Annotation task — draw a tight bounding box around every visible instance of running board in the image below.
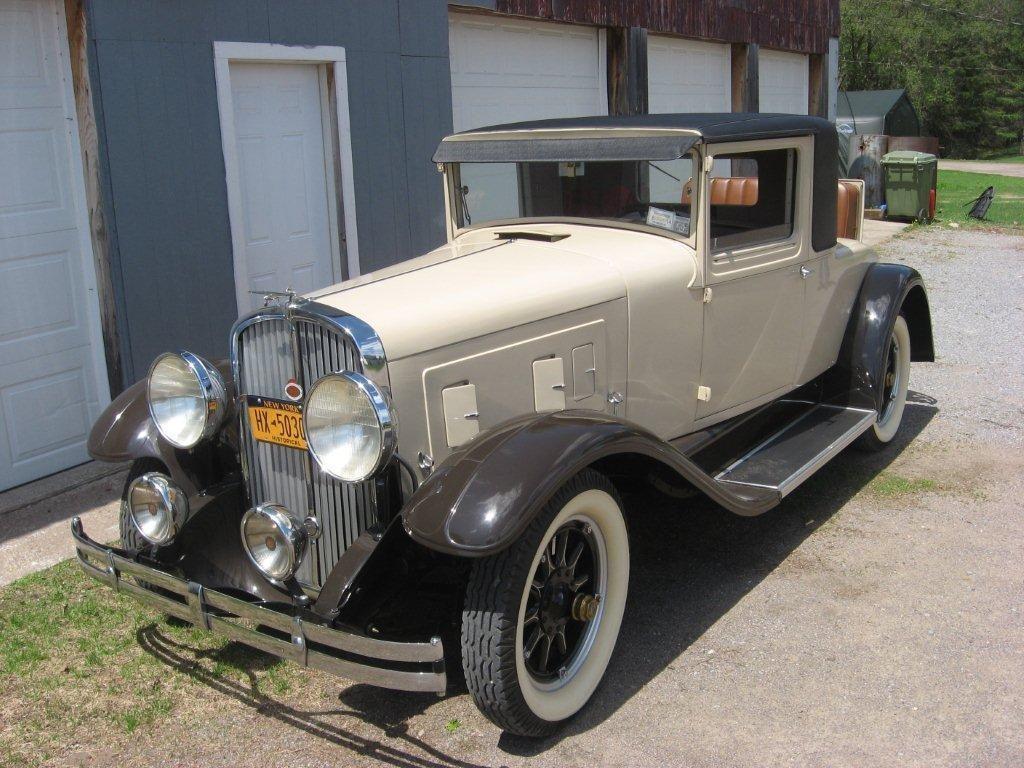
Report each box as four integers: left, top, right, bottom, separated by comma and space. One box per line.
714, 405, 877, 498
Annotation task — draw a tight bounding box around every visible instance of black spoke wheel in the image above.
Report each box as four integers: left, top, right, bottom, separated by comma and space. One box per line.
461, 469, 629, 736
522, 520, 604, 683
857, 314, 912, 451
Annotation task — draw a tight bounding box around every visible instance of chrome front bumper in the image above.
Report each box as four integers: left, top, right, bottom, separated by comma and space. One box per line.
70, 517, 446, 694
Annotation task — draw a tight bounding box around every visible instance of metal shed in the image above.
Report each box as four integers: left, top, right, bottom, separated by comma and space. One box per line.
837, 89, 921, 136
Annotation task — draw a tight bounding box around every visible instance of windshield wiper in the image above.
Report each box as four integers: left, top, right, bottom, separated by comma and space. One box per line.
648, 161, 682, 183
459, 184, 472, 225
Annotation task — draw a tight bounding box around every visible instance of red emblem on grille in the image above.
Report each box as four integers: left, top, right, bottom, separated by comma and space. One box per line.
284, 378, 303, 401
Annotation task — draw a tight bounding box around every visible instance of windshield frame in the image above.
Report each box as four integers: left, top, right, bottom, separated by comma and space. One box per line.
443, 149, 701, 248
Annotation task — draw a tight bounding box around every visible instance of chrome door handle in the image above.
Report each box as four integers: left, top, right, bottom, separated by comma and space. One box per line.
799, 266, 814, 278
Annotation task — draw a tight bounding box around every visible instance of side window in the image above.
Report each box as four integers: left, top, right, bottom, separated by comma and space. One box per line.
709, 148, 796, 251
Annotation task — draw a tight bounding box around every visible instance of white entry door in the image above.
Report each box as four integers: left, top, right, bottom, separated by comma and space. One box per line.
0, 0, 110, 491
759, 50, 810, 115
228, 62, 338, 311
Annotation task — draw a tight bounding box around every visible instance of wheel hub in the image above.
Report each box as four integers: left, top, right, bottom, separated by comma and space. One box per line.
522, 521, 603, 681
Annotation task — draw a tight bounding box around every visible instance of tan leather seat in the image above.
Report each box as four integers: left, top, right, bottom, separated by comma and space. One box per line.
682, 176, 863, 241
836, 179, 862, 240
681, 177, 758, 206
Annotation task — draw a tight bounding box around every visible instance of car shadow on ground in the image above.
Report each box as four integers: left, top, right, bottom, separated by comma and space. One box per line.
499, 395, 937, 755
138, 395, 936, 761
137, 624, 491, 768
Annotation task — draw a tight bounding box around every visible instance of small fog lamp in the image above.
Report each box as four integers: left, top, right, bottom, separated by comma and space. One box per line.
127, 473, 188, 546
240, 503, 309, 583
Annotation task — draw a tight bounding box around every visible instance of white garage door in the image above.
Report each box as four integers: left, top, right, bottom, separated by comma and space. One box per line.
648, 36, 731, 114
647, 37, 730, 197
449, 14, 607, 133
449, 14, 607, 222
0, 0, 109, 491
759, 49, 809, 115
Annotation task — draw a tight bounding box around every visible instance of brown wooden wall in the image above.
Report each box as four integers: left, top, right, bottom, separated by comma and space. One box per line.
495, 1, 840, 55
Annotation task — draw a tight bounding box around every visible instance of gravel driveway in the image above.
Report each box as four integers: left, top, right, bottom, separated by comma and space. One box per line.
41, 226, 1024, 767
938, 159, 1024, 179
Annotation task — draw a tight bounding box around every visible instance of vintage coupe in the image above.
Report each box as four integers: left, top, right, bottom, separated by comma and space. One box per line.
73, 114, 933, 736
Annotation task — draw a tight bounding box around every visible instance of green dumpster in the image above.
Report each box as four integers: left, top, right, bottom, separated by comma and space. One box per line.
881, 150, 937, 222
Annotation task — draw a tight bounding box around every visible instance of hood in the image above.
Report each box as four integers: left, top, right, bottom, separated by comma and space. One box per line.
312, 235, 626, 361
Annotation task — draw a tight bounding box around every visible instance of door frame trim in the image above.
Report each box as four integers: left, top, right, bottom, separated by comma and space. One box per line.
55, 0, 112, 412
213, 42, 361, 314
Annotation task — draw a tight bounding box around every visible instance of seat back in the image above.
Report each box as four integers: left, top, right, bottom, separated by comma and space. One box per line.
681, 176, 759, 206
681, 176, 865, 243
836, 179, 864, 240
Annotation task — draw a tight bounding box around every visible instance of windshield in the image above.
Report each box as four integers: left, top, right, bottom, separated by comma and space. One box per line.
452, 155, 697, 238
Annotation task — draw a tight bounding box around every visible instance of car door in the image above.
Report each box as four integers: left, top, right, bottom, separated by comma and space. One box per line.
696, 137, 813, 421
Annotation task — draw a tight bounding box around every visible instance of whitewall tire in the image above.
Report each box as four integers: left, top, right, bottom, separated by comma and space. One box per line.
857, 315, 912, 450
461, 469, 629, 736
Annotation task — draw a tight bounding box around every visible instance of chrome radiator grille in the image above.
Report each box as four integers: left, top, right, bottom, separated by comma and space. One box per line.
236, 316, 379, 588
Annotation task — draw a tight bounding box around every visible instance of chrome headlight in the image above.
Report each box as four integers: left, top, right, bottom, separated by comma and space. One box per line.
127, 473, 188, 546
240, 503, 308, 583
303, 372, 396, 482
147, 351, 227, 448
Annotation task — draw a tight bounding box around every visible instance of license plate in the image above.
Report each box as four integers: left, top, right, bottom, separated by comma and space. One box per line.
246, 396, 307, 451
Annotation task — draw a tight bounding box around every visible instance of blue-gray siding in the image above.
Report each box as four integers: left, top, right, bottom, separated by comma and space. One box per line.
87, 0, 453, 386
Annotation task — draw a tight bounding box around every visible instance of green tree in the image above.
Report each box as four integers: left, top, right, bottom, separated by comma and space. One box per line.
840, 0, 1024, 157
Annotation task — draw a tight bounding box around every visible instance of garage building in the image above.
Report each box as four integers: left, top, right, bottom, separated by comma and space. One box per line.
0, 0, 840, 490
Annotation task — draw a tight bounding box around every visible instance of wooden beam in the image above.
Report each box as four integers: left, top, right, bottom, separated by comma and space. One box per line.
731, 43, 759, 113
64, 0, 123, 395
607, 27, 648, 116
808, 53, 827, 117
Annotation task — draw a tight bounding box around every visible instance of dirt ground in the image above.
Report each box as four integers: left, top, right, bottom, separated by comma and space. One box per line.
7, 225, 1024, 768
938, 159, 1024, 179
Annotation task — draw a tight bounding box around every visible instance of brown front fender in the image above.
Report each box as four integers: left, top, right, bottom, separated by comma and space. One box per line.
87, 360, 237, 495
401, 410, 778, 558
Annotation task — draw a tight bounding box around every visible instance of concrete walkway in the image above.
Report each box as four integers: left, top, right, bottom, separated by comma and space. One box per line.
0, 461, 127, 586
939, 159, 1024, 178
862, 218, 910, 247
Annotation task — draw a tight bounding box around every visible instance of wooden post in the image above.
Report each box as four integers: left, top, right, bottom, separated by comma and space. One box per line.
64, 0, 123, 395
731, 43, 759, 113
607, 27, 648, 116
808, 53, 827, 118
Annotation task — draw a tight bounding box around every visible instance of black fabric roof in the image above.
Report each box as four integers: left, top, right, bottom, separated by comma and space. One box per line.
433, 113, 836, 162
433, 113, 839, 252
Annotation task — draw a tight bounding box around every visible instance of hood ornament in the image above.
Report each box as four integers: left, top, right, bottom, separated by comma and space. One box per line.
251, 287, 308, 309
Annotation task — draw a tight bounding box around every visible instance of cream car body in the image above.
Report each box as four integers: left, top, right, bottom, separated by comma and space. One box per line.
73, 114, 933, 738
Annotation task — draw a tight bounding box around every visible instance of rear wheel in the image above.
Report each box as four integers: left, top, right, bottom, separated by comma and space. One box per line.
461, 469, 629, 736
857, 315, 912, 451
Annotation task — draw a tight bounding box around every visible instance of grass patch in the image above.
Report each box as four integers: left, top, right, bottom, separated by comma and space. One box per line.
445, 718, 462, 734
935, 170, 1024, 229
0, 558, 303, 767
867, 472, 939, 499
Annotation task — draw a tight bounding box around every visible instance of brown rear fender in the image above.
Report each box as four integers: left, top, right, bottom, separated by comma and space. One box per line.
87, 360, 238, 495
401, 410, 778, 558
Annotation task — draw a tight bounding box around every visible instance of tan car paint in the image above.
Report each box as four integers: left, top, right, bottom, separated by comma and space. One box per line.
385, 300, 629, 466
313, 235, 626, 362
311, 136, 873, 472
696, 136, 813, 419
797, 237, 878, 384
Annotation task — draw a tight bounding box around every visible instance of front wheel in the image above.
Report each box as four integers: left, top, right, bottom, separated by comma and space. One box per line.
857, 314, 912, 451
461, 469, 629, 736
